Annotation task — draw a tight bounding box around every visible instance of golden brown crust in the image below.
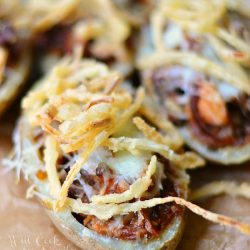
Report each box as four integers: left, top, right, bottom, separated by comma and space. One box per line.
46, 208, 185, 250
47, 210, 107, 250
180, 127, 250, 165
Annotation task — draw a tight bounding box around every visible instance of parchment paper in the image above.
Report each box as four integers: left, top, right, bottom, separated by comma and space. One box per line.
0, 108, 250, 250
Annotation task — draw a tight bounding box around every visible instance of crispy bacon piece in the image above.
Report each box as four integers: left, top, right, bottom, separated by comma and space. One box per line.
189, 86, 250, 148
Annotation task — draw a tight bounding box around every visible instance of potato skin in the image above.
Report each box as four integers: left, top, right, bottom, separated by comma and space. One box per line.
17, 116, 188, 250
0, 50, 31, 117
180, 127, 250, 165
46, 208, 185, 250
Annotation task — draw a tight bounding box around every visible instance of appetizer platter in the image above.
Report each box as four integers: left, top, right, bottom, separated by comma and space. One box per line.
0, 0, 250, 250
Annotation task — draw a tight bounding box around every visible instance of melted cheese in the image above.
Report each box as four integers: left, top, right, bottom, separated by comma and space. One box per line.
107, 150, 150, 181
80, 147, 112, 175
218, 82, 240, 101
76, 145, 150, 183
163, 23, 184, 49
91, 155, 157, 203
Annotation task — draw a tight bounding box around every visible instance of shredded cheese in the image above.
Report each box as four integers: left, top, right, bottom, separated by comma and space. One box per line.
56, 137, 105, 209
208, 35, 250, 66
91, 155, 157, 204
56, 87, 145, 209
104, 137, 205, 169
157, 0, 226, 34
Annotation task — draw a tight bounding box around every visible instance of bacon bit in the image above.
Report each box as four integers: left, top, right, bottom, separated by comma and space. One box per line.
36, 170, 47, 180
103, 178, 116, 195
80, 169, 98, 187
83, 215, 93, 226
123, 212, 135, 226
197, 83, 228, 126
233, 51, 246, 58
115, 179, 130, 193
35, 25, 74, 55
140, 210, 158, 236
183, 32, 202, 52
88, 217, 109, 235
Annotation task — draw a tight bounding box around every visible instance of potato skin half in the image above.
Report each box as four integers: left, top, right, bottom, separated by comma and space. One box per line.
180, 127, 250, 165
46, 208, 185, 250
0, 50, 31, 117
17, 116, 188, 250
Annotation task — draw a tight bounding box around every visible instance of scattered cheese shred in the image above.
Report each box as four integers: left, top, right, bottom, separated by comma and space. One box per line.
91, 155, 157, 204
56, 134, 108, 209
104, 137, 205, 169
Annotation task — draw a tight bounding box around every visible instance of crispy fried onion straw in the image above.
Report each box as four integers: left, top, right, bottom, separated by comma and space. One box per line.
15, 58, 250, 238
63, 197, 250, 235
104, 137, 204, 169
37, 137, 250, 236
191, 181, 250, 201
143, 0, 250, 96
133, 116, 183, 152
137, 51, 250, 95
